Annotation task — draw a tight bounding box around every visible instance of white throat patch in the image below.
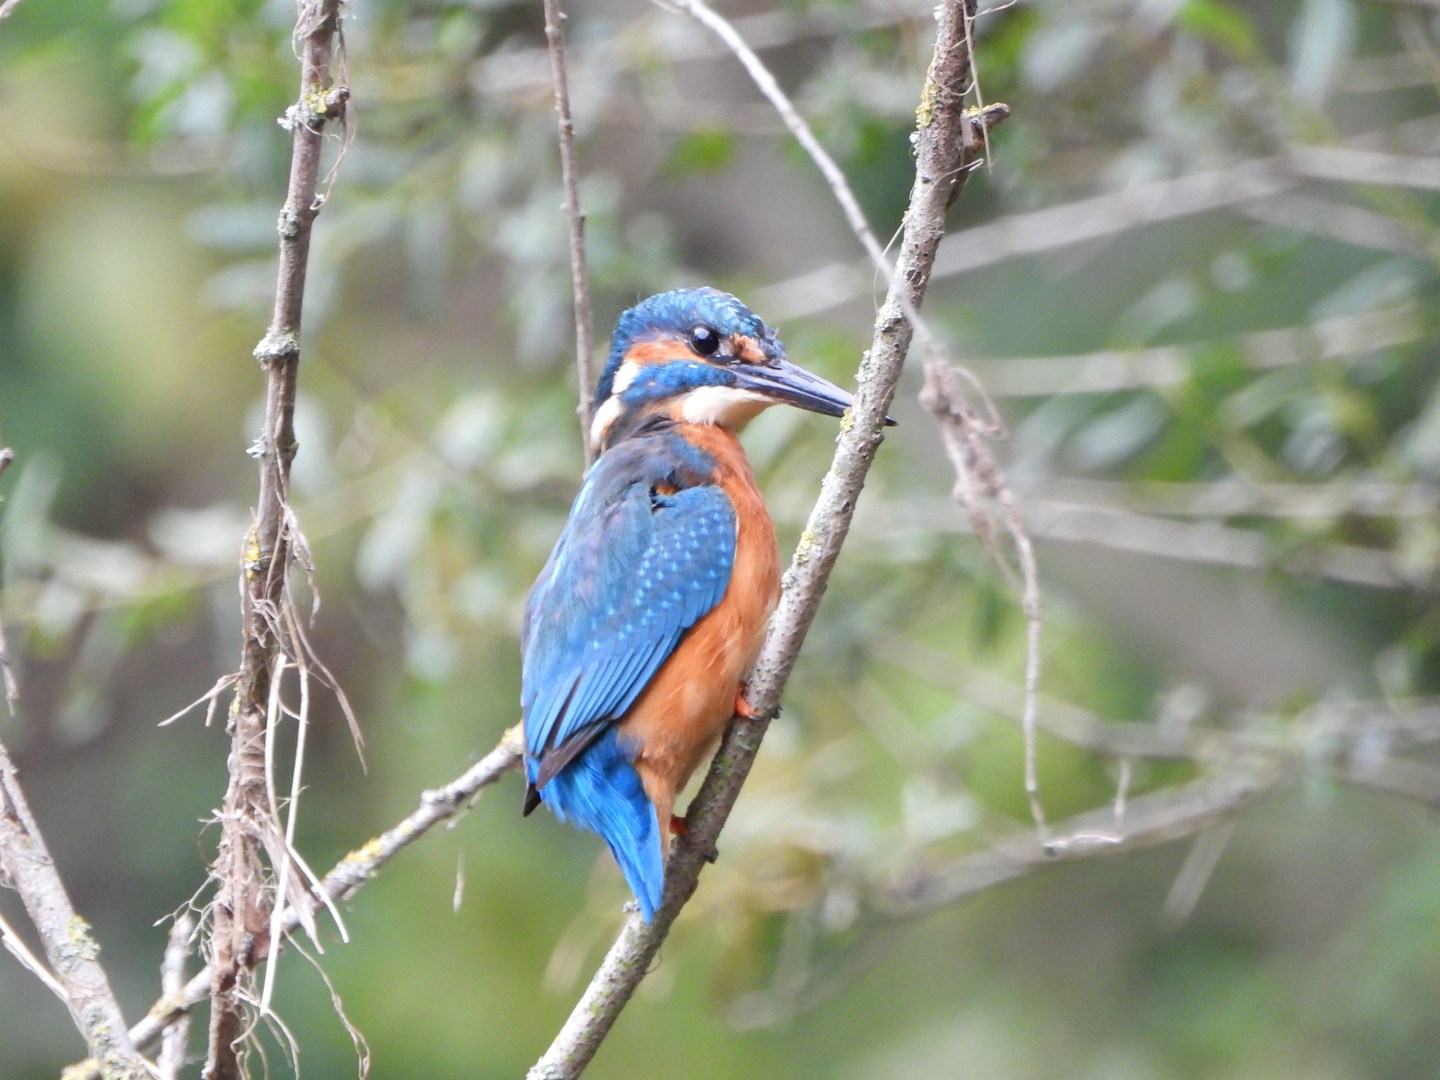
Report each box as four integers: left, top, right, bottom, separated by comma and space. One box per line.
680, 386, 773, 428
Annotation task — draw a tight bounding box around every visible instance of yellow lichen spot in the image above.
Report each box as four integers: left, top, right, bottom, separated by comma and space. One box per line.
60, 915, 100, 967
303, 89, 330, 120
794, 528, 815, 564
342, 838, 386, 866
915, 75, 939, 129
839, 407, 855, 434
243, 528, 262, 580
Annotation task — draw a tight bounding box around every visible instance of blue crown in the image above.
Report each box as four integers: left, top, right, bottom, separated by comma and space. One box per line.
594, 288, 775, 408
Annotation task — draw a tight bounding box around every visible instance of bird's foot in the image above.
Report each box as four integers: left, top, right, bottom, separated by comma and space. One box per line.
734, 688, 761, 721
671, 814, 719, 862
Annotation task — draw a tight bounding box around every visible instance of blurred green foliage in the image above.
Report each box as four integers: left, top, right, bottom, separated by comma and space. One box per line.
4, 0, 1440, 1076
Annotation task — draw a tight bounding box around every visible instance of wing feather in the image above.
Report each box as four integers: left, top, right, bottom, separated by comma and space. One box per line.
522, 455, 736, 790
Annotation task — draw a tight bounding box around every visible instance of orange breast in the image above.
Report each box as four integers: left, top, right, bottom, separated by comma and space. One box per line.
616, 423, 781, 837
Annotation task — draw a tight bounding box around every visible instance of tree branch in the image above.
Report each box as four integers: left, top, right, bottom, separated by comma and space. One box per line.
70, 728, 524, 1073
0, 740, 149, 1078
0, 447, 17, 714
206, 3, 348, 1076
875, 766, 1281, 916
525, 2, 980, 1075
0, 441, 149, 1076
541, 0, 598, 463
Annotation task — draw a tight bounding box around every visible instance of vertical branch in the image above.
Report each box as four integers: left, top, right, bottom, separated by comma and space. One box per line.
206, 2, 347, 1077
158, 916, 194, 1080
0, 447, 17, 714
542, 0, 598, 464
527, 1, 979, 1075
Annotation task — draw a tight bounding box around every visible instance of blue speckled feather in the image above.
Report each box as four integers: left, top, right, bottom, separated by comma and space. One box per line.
522, 432, 737, 919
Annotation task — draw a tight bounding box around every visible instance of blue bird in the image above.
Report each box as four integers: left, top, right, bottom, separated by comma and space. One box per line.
521, 287, 866, 920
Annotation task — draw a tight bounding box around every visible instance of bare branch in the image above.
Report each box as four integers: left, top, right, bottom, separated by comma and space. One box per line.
542, 0, 597, 463
755, 158, 1298, 321
0, 904, 67, 1001
158, 917, 194, 1080
1241, 193, 1427, 255
0, 0, 26, 21
207, 2, 349, 1075
1027, 477, 1440, 520
0, 738, 149, 1077
526, 1, 980, 1074
962, 305, 1420, 397
90, 728, 523, 1070
476, 0, 939, 98
874, 767, 1282, 918
0, 447, 16, 714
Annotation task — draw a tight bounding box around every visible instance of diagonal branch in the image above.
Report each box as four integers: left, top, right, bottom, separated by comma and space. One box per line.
72, 728, 523, 1073
206, 2, 349, 1077
0, 442, 148, 1077
526, 1, 980, 1075
541, 0, 598, 464
0, 739, 150, 1078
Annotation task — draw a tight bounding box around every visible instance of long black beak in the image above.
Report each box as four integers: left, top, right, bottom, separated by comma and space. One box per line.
731, 359, 898, 425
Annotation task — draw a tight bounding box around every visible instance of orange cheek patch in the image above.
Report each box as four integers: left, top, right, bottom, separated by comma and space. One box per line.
624, 336, 691, 367
732, 335, 768, 365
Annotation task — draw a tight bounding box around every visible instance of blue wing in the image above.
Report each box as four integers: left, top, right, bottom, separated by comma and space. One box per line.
521, 444, 736, 918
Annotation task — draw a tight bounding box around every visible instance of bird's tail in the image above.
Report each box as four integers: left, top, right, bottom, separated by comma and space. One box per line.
541, 727, 665, 921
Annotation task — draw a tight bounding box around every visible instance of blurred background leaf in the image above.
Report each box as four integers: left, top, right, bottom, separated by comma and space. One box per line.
6, 0, 1440, 1076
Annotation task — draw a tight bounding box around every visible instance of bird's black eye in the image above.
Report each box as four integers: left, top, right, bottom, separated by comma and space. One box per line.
689, 325, 721, 357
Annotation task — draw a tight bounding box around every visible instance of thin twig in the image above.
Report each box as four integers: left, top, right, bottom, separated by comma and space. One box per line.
0, 447, 17, 714
875, 768, 1281, 918
88, 728, 522, 1071
207, 2, 348, 1076
0, 0, 26, 20
0, 738, 150, 1077
158, 916, 194, 1080
526, 2, 980, 1074
672, 0, 1047, 846
542, 0, 597, 463
0, 904, 67, 1002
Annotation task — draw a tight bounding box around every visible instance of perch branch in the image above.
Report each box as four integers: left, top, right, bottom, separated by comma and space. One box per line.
0, 739, 149, 1077
526, 1, 980, 1075
670, 0, 1046, 845
542, 0, 598, 463
206, 2, 348, 1076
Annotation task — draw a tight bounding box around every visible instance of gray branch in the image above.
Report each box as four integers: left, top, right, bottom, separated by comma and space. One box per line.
525, 1, 980, 1074
206, 2, 348, 1076
71, 728, 524, 1072
541, 0, 598, 463
0, 742, 149, 1078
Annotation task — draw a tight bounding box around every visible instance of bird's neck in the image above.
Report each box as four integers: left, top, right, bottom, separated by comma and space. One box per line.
671, 421, 757, 486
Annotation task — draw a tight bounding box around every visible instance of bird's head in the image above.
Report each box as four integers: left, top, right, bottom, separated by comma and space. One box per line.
590, 287, 867, 452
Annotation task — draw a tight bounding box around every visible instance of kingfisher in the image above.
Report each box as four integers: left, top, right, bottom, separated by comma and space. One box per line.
520, 287, 864, 921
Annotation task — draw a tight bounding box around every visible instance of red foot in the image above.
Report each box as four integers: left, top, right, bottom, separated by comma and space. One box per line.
669, 814, 689, 836
734, 689, 760, 721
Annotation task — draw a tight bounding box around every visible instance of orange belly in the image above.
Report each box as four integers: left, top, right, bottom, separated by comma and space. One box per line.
616, 423, 780, 844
